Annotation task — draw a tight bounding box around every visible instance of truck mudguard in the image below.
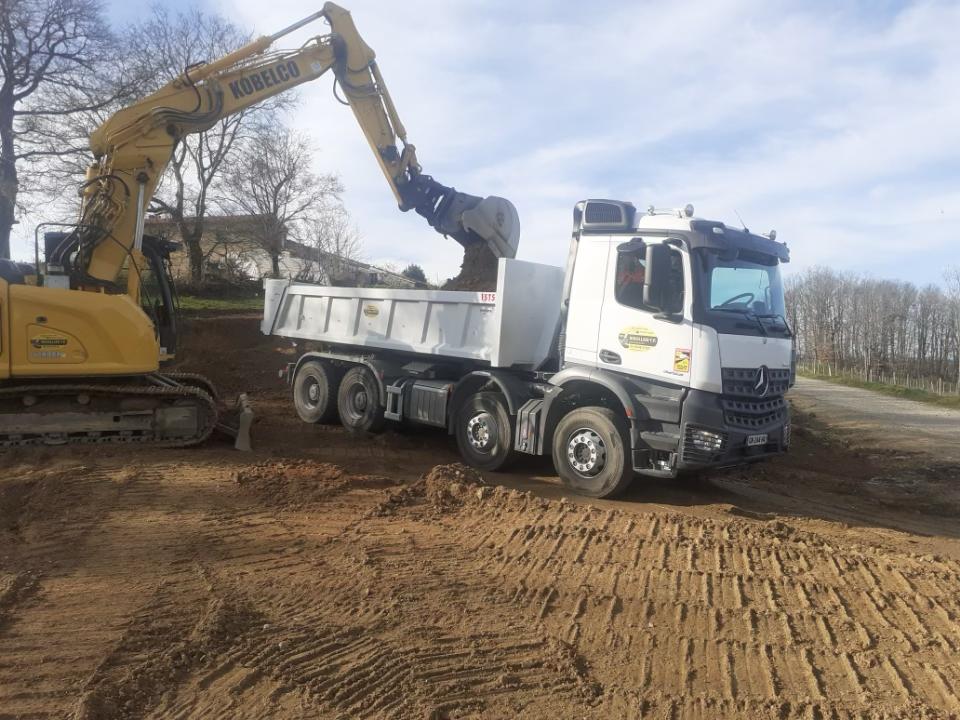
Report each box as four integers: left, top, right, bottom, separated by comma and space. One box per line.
540, 365, 685, 452
447, 370, 533, 433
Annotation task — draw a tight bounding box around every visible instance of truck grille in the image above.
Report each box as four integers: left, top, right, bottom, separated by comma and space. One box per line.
720, 367, 788, 430
721, 367, 790, 398
721, 396, 787, 429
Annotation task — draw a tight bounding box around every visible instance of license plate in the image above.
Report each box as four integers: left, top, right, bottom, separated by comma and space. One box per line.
746, 433, 768, 447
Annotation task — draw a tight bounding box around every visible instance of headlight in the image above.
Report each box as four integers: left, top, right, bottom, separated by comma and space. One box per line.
690, 428, 724, 452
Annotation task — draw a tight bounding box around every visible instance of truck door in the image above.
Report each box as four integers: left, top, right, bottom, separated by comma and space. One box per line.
596, 239, 694, 385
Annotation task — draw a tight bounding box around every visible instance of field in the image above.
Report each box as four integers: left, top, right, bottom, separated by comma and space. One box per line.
2, 316, 960, 719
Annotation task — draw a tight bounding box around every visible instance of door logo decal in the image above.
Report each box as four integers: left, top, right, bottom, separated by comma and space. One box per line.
673, 348, 691, 374
617, 326, 658, 352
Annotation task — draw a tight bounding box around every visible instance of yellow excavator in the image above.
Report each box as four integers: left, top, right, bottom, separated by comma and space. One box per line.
0, 3, 519, 449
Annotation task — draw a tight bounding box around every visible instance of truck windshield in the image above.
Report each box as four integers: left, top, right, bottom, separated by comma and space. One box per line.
696, 249, 788, 336
708, 261, 785, 317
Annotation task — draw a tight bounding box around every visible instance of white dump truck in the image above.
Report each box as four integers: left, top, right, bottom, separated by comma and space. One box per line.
262, 200, 794, 497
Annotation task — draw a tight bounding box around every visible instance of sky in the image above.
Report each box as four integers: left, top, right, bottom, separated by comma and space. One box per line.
17, 0, 958, 286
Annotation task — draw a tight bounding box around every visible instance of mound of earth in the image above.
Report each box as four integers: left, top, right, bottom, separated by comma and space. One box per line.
443, 244, 499, 291
372, 462, 487, 516
235, 460, 397, 507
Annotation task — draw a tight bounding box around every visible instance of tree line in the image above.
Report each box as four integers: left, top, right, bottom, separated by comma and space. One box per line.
786, 266, 960, 386
0, 0, 363, 285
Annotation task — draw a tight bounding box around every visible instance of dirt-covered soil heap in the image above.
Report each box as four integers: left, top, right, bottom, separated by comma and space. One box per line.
235, 459, 398, 508
442, 243, 499, 291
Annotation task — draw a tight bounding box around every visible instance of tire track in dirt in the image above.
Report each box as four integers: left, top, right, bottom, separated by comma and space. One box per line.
453, 488, 960, 718
5, 440, 960, 719
141, 464, 597, 719
0, 462, 219, 719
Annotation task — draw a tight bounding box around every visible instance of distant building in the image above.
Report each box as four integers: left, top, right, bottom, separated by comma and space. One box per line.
143, 214, 416, 288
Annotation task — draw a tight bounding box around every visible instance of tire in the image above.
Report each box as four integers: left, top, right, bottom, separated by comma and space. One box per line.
455, 392, 516, 472
293, 360, 342, 424
337, 365, 386, 433
552, 407, 633, 498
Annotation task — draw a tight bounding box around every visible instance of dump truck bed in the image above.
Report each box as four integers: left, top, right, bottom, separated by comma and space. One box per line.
262, 258, 564, 368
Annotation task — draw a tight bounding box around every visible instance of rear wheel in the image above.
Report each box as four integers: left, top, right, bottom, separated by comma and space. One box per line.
337, 366, 385, 433
293, 360, 342, 424
455, 391, 516, 471
552, 407, 633, 498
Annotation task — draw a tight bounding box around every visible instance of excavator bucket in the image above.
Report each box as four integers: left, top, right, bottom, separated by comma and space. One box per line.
462, 196, 520, 259
400, 176, 520, 259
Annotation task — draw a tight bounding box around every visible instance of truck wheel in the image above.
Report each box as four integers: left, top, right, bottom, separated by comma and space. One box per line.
455, 392, 516, 471
337, 366, 385, 433
552, 407, 633, 498
293, 360, 342, 424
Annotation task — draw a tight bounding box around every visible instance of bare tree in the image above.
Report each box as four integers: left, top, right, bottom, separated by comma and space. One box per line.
946, 266, 960, 392
216, 124, 342, 278
0, 0, 128, 258
788, 265, 960, 389
305, 202, 363, 284
129, 7, 291, 284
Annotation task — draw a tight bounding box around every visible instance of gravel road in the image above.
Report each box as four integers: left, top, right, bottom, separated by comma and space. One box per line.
790, 376, 960, 462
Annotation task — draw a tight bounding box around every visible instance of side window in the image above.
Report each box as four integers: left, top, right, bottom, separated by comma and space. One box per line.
614, 251, 646, 309
614, 245, 684, 314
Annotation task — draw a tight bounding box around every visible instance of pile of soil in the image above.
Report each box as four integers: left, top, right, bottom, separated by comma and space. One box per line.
372, 462, 486, 515
442, 244, 499, 291
234, 459, 397, 507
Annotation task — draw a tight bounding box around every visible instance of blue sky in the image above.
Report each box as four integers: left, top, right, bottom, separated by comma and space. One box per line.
65, 0, 960, 284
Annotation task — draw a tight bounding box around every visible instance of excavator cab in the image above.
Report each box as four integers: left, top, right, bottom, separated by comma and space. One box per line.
139, 235, 180, 361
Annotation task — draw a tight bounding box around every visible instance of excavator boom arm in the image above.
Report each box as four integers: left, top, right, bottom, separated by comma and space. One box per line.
71, 2, 518, 291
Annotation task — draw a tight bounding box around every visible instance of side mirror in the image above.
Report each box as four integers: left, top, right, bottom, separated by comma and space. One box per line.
643, 243, 672, 311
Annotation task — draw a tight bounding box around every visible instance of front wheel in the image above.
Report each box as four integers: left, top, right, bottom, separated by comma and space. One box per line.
552, 407, 633, 498
455, 392, 516, 471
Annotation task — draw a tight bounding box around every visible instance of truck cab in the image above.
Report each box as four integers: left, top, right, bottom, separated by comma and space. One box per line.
538, 200, 792, 494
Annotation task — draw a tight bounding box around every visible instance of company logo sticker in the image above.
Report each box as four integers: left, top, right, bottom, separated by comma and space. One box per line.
30, 333, 69, 349
363, 304, 380, 318
673, 348, 691, 374
617, 326, 658, 352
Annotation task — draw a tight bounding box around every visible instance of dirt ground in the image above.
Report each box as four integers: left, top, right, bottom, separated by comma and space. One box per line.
2, 315, 960, 719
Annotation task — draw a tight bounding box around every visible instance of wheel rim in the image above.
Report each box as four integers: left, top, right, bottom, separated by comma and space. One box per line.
302, 377, 320, 409
566, 428, 607, 477
343, 380, 369, 423
466, 412, 496, 452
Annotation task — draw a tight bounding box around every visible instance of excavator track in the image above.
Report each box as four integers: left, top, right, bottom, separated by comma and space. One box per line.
0, 377, 219, 449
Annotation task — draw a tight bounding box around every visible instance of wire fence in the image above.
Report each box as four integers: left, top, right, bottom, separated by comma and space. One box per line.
798, 361, 960, 396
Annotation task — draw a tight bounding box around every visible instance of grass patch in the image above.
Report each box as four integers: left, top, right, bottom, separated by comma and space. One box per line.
800, 371, 960, 409
178, 295, 263, 312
